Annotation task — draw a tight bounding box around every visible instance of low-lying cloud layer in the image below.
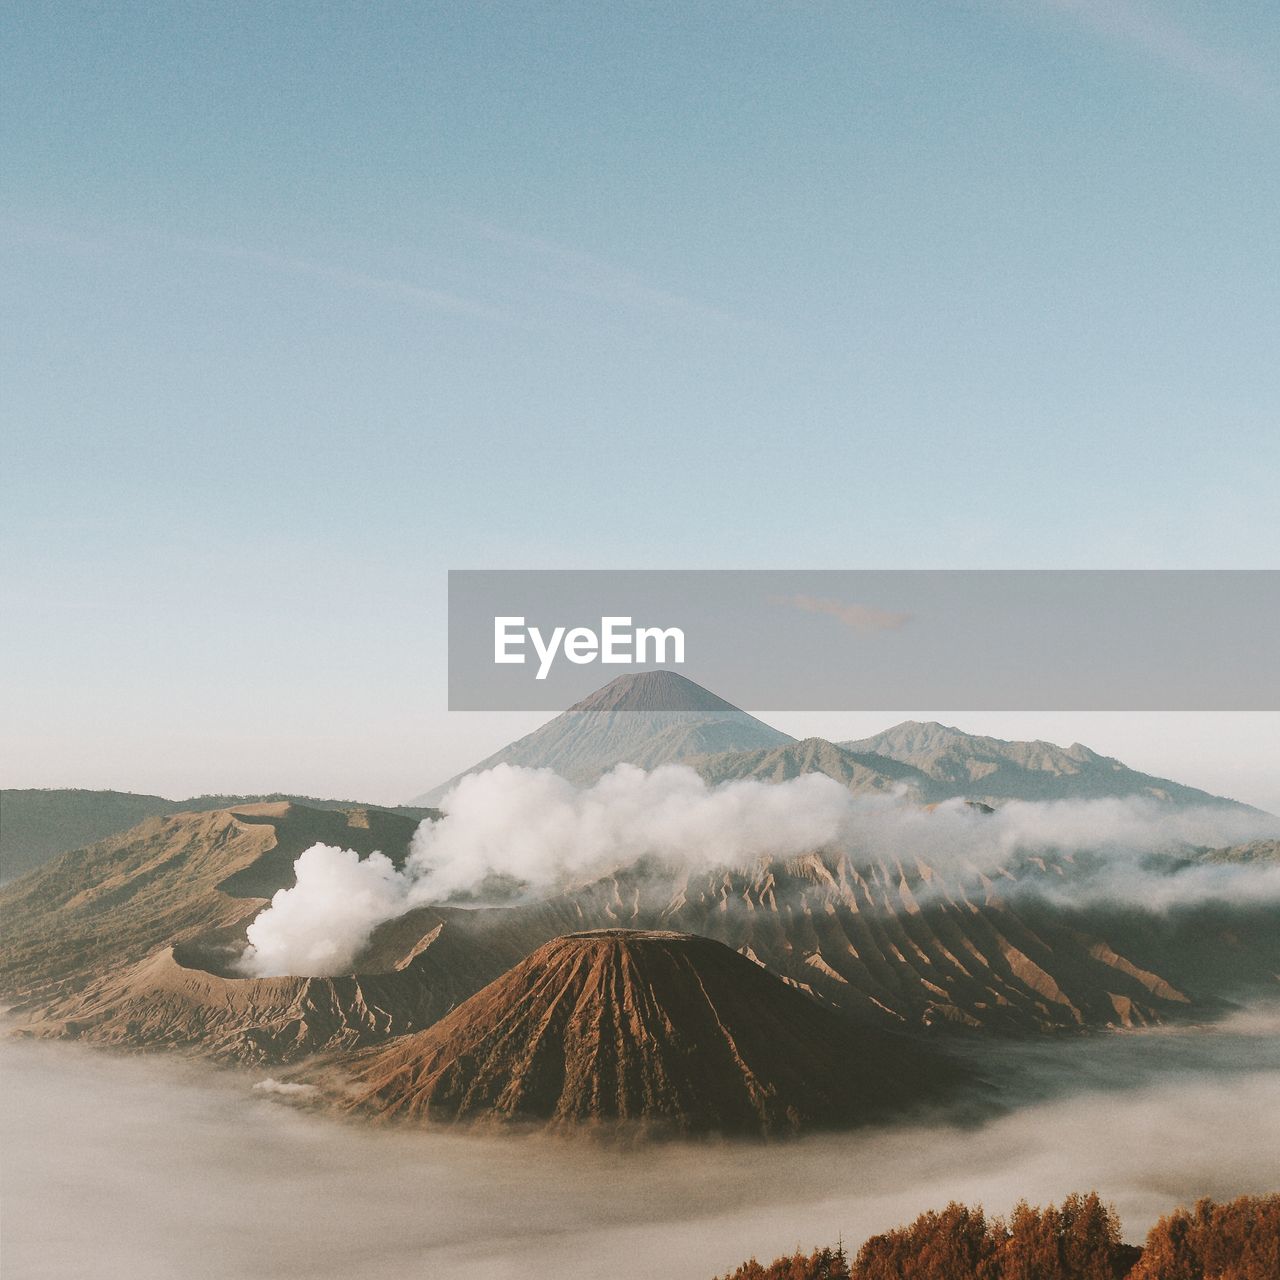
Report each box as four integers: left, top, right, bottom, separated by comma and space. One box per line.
4, 1016, 1278, 1280
238, 763, 1279, 977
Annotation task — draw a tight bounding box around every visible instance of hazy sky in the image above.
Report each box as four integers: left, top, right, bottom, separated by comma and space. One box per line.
3, 2, 1277, 805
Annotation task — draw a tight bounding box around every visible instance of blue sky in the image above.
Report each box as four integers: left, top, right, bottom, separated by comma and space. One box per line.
2, 1, 1277, 804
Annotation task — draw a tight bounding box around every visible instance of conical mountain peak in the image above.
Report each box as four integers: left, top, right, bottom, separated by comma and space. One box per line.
329, 928, 967, 1136
412, 672, 791, 803
566, 670, 742, 714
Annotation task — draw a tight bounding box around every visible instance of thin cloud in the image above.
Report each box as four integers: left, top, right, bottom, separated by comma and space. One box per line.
1034, 0, 1271, 103
3, 220, 524, 327
467, 219, 743, 328
778, 594, 914, 634
190, 240, 521, 326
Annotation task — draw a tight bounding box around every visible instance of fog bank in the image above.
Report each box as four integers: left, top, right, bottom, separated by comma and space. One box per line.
3, 1014, 1278, 1280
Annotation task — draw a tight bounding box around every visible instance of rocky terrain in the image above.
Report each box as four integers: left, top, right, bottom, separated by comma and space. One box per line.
322, 929, 969, 1136
541, 854, 1198, 1034
4, 817, 1252, 1067
0, 803, 435, 1044
2, 672, 1275, 1136
688, 737, 944, 799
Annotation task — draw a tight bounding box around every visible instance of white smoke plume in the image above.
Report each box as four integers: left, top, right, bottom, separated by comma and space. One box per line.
238, 765, 851, 976
236, 764, 1280, 977
238, 844, 408, 978
406, 763, 851, 901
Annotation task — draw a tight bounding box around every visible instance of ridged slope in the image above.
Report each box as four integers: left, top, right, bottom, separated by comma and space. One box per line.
0, 802, 421, 1004
37, 933, 490, 1064
520, 853, 1199, 1034
0, 789, 438, 884
336, 929, 966, 1136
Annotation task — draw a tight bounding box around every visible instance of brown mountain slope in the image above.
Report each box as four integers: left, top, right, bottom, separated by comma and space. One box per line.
327, 929, 970, 1136
0, 788, 438, 884
5, 835, 1209, 1063
0, 802, 514, 1063
1, 789, 183, 884
30, 927, 498, 1064
491, 853, 1197, 1035
0, 801, 423, 1006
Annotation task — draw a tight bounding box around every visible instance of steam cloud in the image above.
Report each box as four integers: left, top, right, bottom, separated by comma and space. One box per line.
240, 844, 407, 978
238, 763, 1279, 978
240, 765, 851, 975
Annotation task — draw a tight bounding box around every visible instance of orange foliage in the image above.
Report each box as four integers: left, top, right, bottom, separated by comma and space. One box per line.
715, 1244, 850, 1280
712, 1192, 1279, 1280
1127, 1194, 1280, 1280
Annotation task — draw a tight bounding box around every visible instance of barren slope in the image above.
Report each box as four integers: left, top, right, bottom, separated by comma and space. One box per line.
331, 929, 968, 1136
0, 802, 422, 1005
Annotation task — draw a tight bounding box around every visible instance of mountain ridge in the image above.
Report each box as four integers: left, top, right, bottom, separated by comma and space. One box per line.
841, 720, 1256, 809
0, 788, 438, 884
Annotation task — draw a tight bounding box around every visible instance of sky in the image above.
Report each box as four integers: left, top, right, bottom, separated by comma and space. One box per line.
2, 2, 1277, 807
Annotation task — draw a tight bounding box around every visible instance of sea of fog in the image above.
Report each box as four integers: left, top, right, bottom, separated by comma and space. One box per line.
2, 1013, 1279, 1280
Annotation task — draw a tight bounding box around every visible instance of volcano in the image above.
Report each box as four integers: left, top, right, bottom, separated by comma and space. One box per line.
329, 928, 968, 1136
411, 670, 792, 803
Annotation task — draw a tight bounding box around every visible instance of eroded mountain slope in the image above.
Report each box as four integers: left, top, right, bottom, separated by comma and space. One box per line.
326, 929, 970, 1136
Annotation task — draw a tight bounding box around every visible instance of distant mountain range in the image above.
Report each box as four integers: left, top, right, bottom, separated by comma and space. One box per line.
415, 669, 1257, 812
689, 737, 942, 798
7, 673, 1253, 888
839, 720, 1246, 808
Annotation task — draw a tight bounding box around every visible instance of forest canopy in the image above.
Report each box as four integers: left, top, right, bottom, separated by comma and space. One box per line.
714, 1191, 1279, 1280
